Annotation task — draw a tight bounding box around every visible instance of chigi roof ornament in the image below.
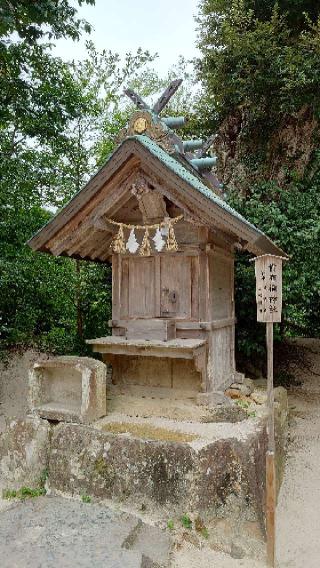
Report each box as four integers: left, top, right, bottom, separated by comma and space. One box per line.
119, 79, 222, 195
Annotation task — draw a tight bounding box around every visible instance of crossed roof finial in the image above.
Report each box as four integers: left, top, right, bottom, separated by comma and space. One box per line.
123, 80, 220, 193
124, 78, 183, 115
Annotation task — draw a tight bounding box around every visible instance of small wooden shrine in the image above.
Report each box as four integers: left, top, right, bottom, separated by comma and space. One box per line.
28, 80, 284, 405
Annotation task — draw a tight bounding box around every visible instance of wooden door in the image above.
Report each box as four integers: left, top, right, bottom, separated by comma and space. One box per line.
128, 257, 156, 318
160, 256, 192, 319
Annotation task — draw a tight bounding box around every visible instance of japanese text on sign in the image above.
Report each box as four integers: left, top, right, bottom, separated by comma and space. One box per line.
253, 255, 284, 323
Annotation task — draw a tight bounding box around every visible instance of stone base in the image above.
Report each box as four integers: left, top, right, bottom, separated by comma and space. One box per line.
29, 356, 107, 424
0, 417, 50, 488
48, 420, 267, 526
0, 388, 288, 548
47, 391, 287, 532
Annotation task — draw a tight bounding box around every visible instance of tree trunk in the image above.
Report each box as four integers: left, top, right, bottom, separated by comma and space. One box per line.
75, 260, 83, 340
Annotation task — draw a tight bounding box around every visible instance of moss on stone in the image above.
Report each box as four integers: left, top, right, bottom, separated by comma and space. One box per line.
101, 422, 197, 443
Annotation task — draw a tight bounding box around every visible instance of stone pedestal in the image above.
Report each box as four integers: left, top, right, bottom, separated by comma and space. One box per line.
29, 356, 107, 424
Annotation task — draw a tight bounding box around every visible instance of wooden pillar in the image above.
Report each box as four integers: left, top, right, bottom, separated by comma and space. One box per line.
266, 322, 276, 567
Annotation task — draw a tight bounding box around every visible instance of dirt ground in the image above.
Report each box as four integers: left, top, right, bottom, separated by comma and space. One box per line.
276, 339, 320, 567
0, 341, 319, 567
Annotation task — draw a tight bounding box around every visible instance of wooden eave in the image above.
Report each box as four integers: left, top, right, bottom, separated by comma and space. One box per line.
27, 136, 286, 261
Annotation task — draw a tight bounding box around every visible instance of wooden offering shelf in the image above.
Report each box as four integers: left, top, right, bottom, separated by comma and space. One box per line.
86, 337, 208, 391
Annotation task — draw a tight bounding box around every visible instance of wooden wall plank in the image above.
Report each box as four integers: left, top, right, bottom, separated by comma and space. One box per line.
120, 258, 129, 319
128, 257, 156, 318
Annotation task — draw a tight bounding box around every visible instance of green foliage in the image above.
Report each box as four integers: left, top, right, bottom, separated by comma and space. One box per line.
81, 493, 91, 503
229, 178, 320, 354
196, 0, 320, 360
0, 0, 93, 42
194, 516, 209, 538
181, 514, 192, 529
1, 4, 182, 355
2, 489, 17, 499
2, 486, 46, 500
167, 519, 174, 530
234, 399, 250, 409
197, 1, 320, 131
39, 468, 49, 488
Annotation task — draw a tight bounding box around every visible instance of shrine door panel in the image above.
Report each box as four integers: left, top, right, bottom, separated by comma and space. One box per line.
127, 257, 156, 318
160, 256, 193, 319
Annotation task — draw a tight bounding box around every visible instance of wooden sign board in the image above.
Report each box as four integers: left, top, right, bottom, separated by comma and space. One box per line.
250, 255, 286, 323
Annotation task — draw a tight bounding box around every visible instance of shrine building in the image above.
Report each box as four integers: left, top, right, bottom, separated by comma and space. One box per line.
28, 80, 285, 407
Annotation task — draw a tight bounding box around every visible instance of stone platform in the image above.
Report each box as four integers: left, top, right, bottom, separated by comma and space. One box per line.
0, 382, 288, 556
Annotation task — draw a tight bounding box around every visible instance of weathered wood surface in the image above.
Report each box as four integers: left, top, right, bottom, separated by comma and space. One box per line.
117, 252, 199, 322
253, 255, 285, 323
209, 254, 233, 320
266, 450, 276, 567
87, 337, 206, 347
28, 138, 285, 258
125, 318, 176, 341
160, 256, 192, 319
87, 336, 206, 353
123, 88, 149, 110
152, 79, 183, 115
128, 257, 156, 318
106, 356, 202, 391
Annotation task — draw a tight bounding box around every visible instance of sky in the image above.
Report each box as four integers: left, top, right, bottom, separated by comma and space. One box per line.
53, 0, 200, 75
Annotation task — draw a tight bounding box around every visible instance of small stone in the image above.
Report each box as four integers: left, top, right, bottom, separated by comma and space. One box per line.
229, 383, 252, 396
254, 378, 267, 388
243, 378, 255, 394
230, 542, 245, 559
251, 391, 267, 405
202, 406, 247, 423
225, 388, 243, 400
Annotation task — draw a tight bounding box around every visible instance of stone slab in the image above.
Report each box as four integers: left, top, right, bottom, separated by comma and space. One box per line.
0, 496, 171, 568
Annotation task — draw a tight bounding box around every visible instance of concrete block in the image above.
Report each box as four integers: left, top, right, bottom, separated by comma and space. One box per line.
29, 356, 107, 424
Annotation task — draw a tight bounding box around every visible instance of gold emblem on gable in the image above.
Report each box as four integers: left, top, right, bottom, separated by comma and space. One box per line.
133, 117, 148, 134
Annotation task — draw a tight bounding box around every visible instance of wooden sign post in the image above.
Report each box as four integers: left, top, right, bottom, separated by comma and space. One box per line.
250, 254, 287, 568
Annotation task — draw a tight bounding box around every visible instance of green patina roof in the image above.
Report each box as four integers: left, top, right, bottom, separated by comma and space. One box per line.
128, 135, 265, 237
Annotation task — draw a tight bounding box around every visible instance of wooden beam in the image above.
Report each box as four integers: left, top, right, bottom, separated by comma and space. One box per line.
47, 169, 138, 257
124, 88, 149, 110
76, 230, 107, 259
266, 321, 276, 567
137, 192, 167, 223
50, 232, 77, 257
197, 134, 216, 158
90, 236, 113, 261
67, 230, 93, 257
152, 79, 183, 115
29, 149, 140, 251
